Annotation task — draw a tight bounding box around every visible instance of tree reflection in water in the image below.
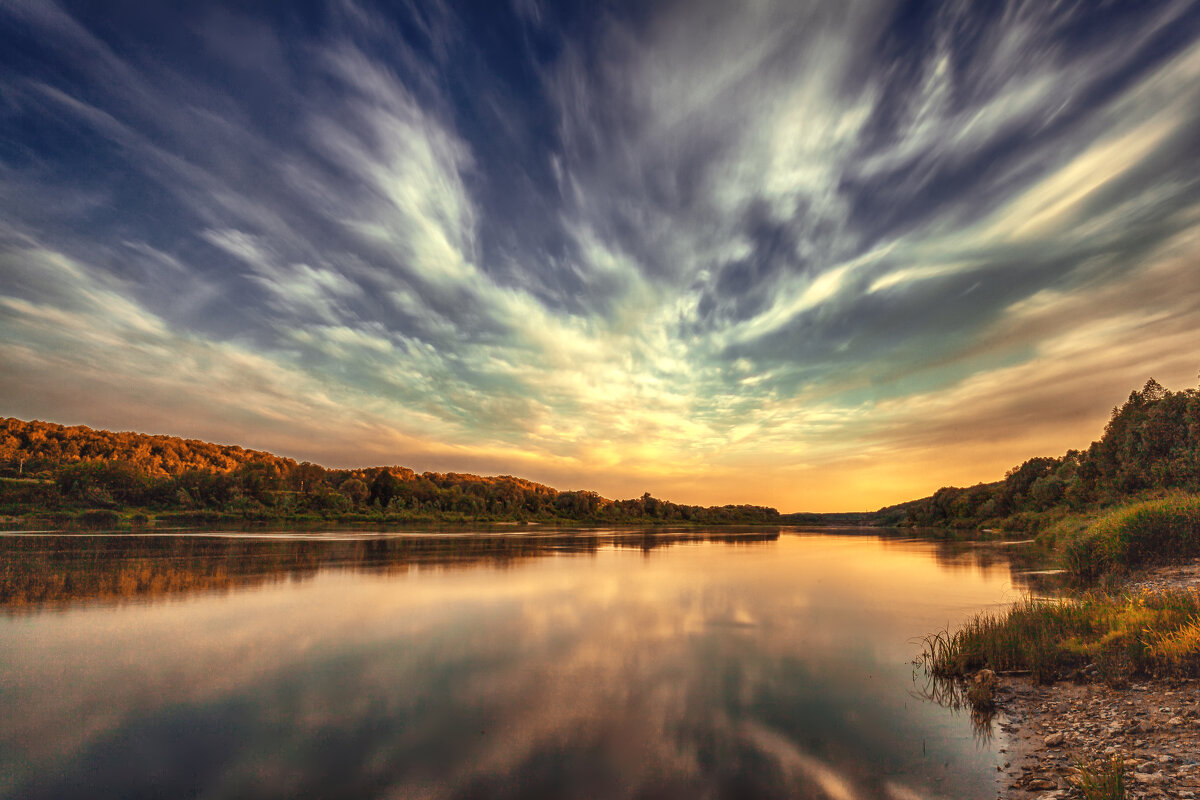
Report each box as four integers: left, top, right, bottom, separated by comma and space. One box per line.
0, 529, 781, 611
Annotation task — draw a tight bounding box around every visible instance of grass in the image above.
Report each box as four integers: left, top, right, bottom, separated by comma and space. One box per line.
1075, 754, 1126, 800
964, 668, 997, 710
920, 590, 1200, 684
1061, 494, 1200, 582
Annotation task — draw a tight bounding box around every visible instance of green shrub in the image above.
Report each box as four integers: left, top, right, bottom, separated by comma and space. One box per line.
964, 669, 997, 710
1064, 494, 1200, 580
1106, 495, 1200, 565
1064, 531, 1112, 582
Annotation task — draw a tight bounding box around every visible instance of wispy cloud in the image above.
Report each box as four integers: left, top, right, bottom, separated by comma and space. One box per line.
1, 0, 1198, 509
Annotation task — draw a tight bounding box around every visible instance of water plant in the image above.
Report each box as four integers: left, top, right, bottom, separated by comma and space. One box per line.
920, 590, 1200, 683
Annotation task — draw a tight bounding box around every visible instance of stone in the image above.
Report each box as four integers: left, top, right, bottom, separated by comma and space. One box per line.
1043, 731, 1065, 746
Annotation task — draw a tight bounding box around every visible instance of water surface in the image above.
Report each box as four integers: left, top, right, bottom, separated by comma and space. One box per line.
0, 529, 1037, 799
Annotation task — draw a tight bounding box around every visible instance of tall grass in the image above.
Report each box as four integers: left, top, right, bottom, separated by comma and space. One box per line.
1076, 755, 1126, 800
920, 591, 1200, 684
1063, 494, 1200, 581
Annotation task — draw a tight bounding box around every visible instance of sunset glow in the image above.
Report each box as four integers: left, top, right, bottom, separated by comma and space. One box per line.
2, 1, 1198, 510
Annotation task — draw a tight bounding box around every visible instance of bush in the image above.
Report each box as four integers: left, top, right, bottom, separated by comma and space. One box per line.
1063, 494, 1200, 580
1064, 531, 1112, 583
78, 509, 121, 529
1106, 494, 1200, 565
965, 669, 997, 710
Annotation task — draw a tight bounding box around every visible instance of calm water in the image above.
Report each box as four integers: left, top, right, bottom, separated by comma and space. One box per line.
0, 528, 1044, 799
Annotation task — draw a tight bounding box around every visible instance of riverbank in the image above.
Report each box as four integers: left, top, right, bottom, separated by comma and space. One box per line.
0, 507, 785, 532
983, 558, 1200, 799
997, 673, 1200, 798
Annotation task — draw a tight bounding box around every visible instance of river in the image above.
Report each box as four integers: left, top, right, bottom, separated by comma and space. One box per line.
0, 528, 1047, 799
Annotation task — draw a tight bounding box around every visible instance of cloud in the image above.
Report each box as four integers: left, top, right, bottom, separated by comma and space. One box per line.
1, 0, 1198, 509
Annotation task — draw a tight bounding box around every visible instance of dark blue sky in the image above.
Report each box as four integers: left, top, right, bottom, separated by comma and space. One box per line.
2, 0, 1199, 509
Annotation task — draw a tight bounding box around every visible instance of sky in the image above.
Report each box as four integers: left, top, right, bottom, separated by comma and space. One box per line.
1, 0, 1199, 512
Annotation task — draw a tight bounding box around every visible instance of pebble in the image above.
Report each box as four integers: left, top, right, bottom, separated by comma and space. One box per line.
980, 560, 1200, 798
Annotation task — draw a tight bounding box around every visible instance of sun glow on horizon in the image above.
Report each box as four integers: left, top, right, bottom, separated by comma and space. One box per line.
2, 1, 1199, 511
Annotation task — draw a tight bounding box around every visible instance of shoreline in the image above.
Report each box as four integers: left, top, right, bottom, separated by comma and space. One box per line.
995, 675, 1200, 798
992, 559, 1200, 799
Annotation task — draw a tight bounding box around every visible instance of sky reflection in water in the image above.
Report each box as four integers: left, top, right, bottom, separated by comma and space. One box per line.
0, 530, 1034, 799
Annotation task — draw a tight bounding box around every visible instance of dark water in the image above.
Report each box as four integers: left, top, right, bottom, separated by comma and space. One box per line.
0, 528, 1044, 799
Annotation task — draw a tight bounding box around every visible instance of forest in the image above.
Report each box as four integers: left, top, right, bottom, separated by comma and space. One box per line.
0, 418, 779, 527
4, 376, 1193, 531
884, 378, 1200, 530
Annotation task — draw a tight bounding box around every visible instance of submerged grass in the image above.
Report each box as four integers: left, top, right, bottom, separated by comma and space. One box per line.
920, 590, 1200, 684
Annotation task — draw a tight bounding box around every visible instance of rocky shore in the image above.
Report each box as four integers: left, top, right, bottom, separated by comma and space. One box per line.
996, 676, 1200, 798
994, 559, 1200, 799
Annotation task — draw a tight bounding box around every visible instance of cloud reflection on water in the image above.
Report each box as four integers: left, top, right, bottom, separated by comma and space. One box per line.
0, 531, 1031, 798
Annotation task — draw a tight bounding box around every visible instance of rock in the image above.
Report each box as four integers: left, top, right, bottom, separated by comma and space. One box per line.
1168, 716, 1184, 726
1043, 731, 1065, 746
1132, 771, 1166, 785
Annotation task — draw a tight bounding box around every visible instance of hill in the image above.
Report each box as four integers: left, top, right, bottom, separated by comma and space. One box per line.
877, 378, 1200, 531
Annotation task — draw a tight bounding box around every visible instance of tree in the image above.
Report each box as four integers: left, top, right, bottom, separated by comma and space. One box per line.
340, 478, 368, 508
369, 470, 403, 508
291, 462, 326, 495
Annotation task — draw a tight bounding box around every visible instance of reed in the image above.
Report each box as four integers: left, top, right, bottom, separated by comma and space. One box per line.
920, 591, 1200, 684
1075, 754, 1126, 800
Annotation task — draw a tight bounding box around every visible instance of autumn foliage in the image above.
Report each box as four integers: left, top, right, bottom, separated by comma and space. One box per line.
0, 418, 778, 525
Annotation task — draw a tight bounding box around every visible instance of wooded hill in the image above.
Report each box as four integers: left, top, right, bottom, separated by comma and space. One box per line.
0, 417, 779, 525
879, 378, 1200, 530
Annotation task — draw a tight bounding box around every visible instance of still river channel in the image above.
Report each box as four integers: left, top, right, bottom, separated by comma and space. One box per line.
0, 528, 1050, 799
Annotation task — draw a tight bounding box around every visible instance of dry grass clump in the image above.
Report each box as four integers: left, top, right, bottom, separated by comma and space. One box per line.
1145, 613, 1200, 665
1074, 754, 1126, 800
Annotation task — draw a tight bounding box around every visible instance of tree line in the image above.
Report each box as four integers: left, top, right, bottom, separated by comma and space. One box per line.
0, 418, 779, 524
885, 379, 1200, 529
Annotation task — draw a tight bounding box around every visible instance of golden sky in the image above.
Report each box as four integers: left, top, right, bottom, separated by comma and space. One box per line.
2, 1, 1199, 511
